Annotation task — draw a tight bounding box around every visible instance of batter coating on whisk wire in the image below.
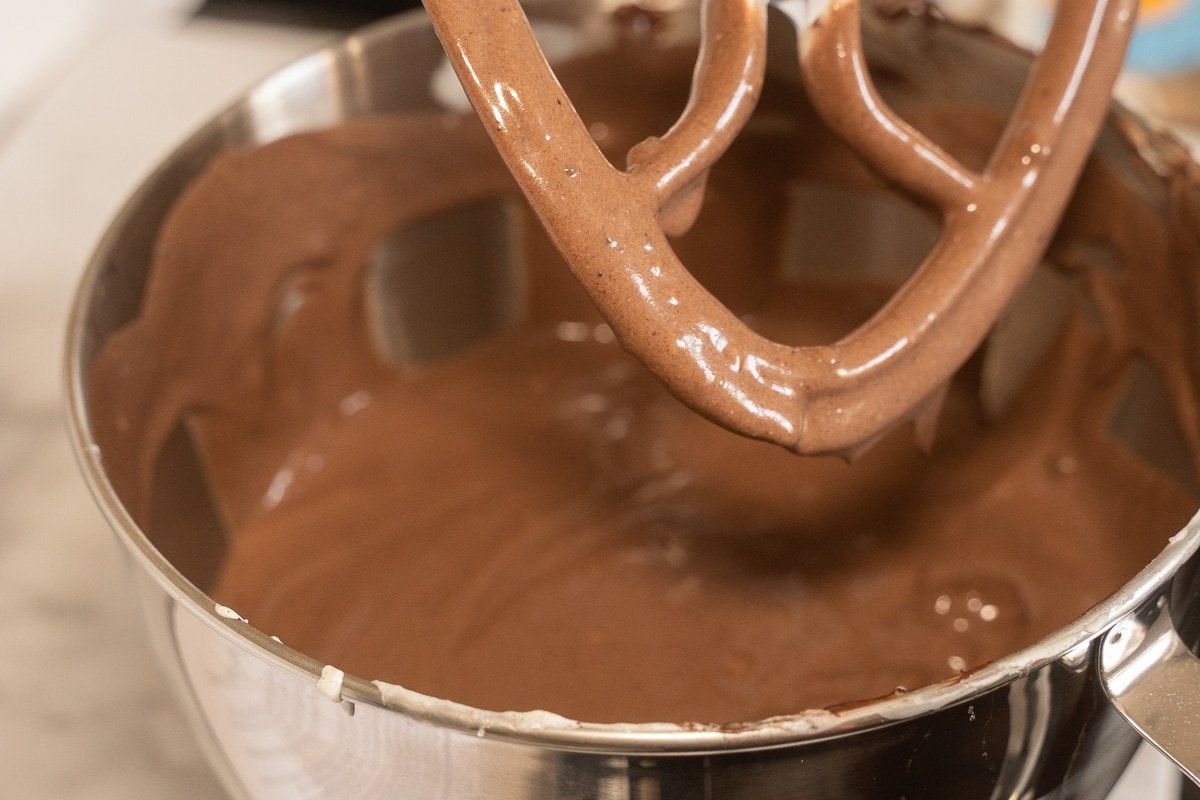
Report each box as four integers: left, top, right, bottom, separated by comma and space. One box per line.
423, 0, 1137, 456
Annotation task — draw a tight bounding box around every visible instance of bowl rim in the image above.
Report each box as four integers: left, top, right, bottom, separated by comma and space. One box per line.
63, 6, 1200, 754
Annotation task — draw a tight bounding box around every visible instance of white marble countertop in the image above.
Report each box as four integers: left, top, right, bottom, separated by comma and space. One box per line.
0, 8, 1189, 799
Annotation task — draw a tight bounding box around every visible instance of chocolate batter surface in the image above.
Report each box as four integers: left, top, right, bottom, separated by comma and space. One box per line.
88, 16, 1200, 723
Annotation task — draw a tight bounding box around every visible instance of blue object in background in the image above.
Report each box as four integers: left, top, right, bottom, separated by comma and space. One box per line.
1127, 0, 1200, 73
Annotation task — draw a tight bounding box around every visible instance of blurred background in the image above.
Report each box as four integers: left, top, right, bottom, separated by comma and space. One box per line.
0, 1, 1195, 797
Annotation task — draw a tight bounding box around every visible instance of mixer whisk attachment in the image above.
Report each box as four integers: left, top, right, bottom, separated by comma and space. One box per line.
422, 0, 1137, 457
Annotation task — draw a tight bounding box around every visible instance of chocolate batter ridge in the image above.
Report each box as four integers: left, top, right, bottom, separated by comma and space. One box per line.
88, 14, 1200, 723
423, 0, 1137, 456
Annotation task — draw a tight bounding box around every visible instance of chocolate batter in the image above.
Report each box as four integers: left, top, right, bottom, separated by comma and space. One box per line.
87, 9, 1200, 723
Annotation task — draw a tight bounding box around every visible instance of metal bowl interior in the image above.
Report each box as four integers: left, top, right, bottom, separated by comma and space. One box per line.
65, 2, 1200, 756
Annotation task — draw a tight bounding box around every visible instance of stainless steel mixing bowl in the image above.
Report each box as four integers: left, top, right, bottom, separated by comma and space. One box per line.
66, 2, 1200, 797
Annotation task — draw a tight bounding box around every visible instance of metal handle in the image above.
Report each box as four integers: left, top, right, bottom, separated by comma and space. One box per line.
1100, 594, 1200, 787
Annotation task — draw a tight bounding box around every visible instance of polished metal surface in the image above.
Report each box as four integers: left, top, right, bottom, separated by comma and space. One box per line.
65, 3, 1200, 798
1102, 560, 1200, 785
